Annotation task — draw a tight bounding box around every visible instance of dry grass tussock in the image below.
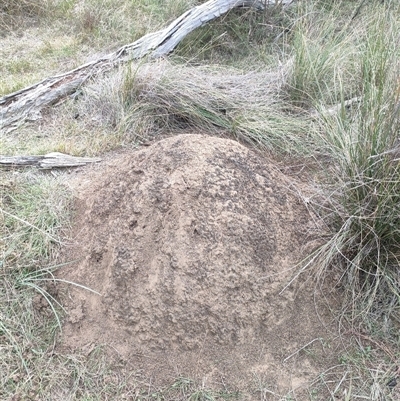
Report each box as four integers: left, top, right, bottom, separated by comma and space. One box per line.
81, 60, 311, 150
12, 59, 310, 157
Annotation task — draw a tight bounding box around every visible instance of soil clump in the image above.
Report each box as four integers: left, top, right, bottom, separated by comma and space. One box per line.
58, 134, 340, 397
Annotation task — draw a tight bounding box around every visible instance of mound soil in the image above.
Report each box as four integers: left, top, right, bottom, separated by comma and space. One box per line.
58, 134, 340, 397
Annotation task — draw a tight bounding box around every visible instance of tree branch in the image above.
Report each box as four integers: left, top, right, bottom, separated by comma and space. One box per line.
0, 153, 101, 169
0, 0, 292, 131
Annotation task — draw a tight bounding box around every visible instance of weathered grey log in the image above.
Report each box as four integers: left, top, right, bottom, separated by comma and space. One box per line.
0, 152, 101, 169
0, 0, 293, 131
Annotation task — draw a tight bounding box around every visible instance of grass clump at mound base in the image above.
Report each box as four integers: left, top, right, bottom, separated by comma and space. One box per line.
0, 173, 69, 398
306, 4, 400, 333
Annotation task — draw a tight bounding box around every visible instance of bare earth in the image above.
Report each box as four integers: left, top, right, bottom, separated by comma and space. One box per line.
58, 134, 342, 399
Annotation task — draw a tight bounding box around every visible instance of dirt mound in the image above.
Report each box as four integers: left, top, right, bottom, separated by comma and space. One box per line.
59, 134, 338, 396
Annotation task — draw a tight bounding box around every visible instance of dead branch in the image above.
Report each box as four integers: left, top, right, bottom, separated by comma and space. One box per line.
0, 0, 293, 131
0, 153, 101, 169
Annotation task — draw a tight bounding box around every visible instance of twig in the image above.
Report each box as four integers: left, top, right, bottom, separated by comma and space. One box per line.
283, 338, 323, 362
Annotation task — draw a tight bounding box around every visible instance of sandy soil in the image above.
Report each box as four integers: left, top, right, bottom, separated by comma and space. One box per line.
57, 134, 342, 399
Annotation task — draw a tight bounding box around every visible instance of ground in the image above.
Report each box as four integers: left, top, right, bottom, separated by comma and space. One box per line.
2, 2, 399, 399
55, 133, 344, 399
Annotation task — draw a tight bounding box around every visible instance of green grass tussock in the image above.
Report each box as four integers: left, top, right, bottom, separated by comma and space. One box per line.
308, 4, 400, 331
173, 5, 291, 64
286, 1, 361, 109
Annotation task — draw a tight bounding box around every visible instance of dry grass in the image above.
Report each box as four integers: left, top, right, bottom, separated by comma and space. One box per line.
2, 59, 313, 157
68, 59, 311, 154
0, 0, 199, 96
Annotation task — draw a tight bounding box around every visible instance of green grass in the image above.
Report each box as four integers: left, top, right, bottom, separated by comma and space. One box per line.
1, 174, 70, 266
284, 3, 400, 395
286, 1, 360, 108
173, 5, 292, 64
0, 173, 70, 399
0, 0, 51, 16
302, 2, 400, 331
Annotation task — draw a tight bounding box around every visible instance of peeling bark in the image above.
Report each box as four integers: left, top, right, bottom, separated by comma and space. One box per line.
0, 153, 101, 169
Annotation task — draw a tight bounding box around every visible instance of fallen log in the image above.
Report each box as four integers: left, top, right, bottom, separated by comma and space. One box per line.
0, 152, 101, 169
0, 0, 293, 131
